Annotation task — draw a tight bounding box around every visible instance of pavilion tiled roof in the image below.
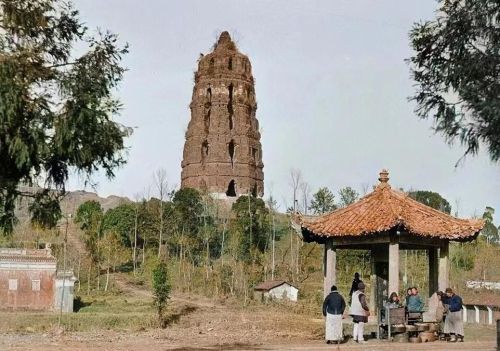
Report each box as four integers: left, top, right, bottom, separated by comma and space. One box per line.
300, 170, 484, 241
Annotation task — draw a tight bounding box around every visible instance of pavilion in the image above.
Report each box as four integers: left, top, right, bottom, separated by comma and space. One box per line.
296, 170, 484, 314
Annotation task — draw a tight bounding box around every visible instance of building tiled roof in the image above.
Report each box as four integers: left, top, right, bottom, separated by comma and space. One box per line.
0, 248, 56, 263
300, 170, 484, 241
254, 280, 296, 291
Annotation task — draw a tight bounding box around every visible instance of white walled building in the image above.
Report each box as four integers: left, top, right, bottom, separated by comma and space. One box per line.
254, 280, 298, 302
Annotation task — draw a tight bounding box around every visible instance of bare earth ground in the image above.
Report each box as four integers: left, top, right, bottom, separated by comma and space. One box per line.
0, 275, 496, 350
0, 300, 495, 351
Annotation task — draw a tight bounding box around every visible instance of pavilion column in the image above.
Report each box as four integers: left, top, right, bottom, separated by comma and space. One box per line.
428, 248, 439, 297
438, 241, 450, 291
388, 238, 399, 295
323, 239, 336, 298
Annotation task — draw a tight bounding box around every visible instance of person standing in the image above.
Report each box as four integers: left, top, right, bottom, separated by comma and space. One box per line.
349, 272, 362, 302
322, 285, 346, 344
443, 288, 464, 342
350, 282, 370, 344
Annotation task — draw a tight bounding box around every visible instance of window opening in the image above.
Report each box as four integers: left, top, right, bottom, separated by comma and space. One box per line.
251, 147, 258, 162
204, 108, 211, 133
32, 280, 41, 291
206, 87, 212, 102
226, 180, 236, 197
201, 140, 209, 164
8, 279, 17, 291
228, 140, 235, 168
228, 83, 234, 130
228, 57, 233, 70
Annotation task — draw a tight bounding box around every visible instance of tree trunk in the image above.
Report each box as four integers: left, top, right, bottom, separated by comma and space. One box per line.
158, 200, 163, 259
87, 260, 91, 295
105, 266, 110, 292
77, 256, 81, 292
142, 240, 146, 266
96, 261, 100, 291
133, 207, 138, 275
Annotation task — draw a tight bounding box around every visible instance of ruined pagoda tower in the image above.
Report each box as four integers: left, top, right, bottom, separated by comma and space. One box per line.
181, 32, 264, 198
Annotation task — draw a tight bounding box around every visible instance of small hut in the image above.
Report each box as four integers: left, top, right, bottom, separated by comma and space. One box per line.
254, 280, 298, 302
296, 170, 484, 315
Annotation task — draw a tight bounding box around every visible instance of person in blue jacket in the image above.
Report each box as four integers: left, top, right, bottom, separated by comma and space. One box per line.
443, 288, 464, 342
322, 285, 346, 344
406, 287, 424, 312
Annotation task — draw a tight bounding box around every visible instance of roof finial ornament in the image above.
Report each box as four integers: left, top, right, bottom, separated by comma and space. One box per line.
378, 169, 390, 189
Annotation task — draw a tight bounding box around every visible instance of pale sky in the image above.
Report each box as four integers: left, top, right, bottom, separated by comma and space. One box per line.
69, 0, 499, 222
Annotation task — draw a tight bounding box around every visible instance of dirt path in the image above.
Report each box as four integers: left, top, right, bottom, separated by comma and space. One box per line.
0, 331, 495, 351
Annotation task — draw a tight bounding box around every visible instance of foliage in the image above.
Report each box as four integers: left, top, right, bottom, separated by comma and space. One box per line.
482, 207, 499, 243
309, 187, 337, 214
28, 190, 62, 229
75, 200, 103, 261
337, 186, 359, 208
75, 200, 103, 231
231, 195, 270, 262
0, 0, 130, 234
409, 0, 500, 163
100, 230, 129, 271
152, 260, 171, 327
450, 242, 475, 272
172, 188, 203, 237
408, 190, 452, 214
102, 203, 135, 246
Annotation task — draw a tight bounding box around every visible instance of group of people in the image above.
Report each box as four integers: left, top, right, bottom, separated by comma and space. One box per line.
384, 287, 464, 342
322, 272, 465, 344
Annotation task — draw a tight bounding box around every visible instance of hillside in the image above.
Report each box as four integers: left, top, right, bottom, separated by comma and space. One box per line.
14, 187, 130, 222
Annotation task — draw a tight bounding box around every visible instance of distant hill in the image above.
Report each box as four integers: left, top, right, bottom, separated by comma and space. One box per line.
14, 187, 130, 222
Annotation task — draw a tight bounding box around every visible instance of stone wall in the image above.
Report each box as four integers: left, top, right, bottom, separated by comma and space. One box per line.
181, 31, 264, 197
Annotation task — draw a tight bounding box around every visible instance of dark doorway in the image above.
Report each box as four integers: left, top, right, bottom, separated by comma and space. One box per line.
252, 183, 258, 197
226, 180, 236, 197
201, 140, 209, 164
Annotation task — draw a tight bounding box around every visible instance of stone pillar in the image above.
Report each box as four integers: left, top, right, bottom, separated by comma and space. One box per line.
428, 247, 439, 297
388, 239, 399, 296
323, 239, 336, 298
438, 241, 450, 292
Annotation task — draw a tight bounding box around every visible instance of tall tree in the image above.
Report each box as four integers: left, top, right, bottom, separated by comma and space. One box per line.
231, 195, 270, 262
102, 203, 135, 246
409, 0, 500, 163
310, 187, 337, 214
153, 169, 168, 258
0, 0, 130, 234
408, 190, 451, 214
482, 206, 499, 243
299, 181, 311, 215
338, 186, 359, 208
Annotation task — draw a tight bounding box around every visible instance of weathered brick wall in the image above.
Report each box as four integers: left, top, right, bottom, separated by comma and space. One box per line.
0, 269, 55, 310
181, 31, 264, 197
